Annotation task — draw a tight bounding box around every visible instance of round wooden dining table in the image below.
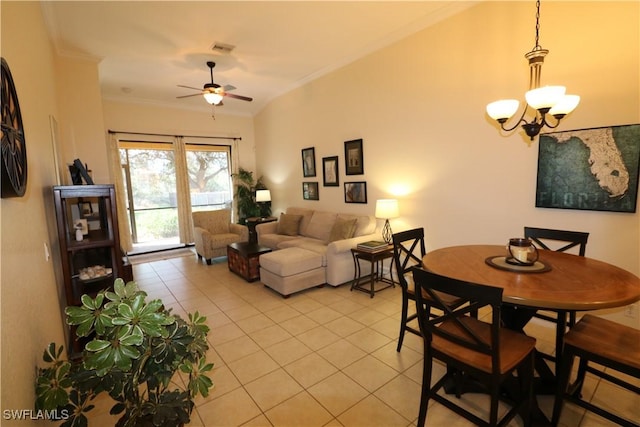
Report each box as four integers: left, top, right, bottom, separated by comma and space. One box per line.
422, 245, 640, 311
422, 245, 640, 424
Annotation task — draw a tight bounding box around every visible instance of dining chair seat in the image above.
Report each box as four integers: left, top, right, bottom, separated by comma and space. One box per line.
434, 317, 539, 375
413, 267, 537, 427
552, 314, 640, 427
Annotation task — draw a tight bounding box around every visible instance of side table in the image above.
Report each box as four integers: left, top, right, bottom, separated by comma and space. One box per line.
246, 216, 277, 244
227, 242, 272, 282
350, 245, 395, 298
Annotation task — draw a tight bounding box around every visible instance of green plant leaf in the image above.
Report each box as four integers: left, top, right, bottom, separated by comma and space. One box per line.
85, 339, 110, 352
114, 277, 125, 294
42, 342, 58, 363
80, 294, 96, 310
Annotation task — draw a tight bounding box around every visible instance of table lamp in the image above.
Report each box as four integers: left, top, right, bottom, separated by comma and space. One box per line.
256, 189, 271, 218
375, 199, 399, 244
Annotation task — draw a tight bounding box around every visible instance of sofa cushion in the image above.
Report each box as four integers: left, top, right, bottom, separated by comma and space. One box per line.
328, 217, 357, 242
336, 213, 376, 236
278, 237, 328, 266
305, 211, 337, 242
286, 207, 314, 235
260, 233, 298, 249
277, 213, 302, 236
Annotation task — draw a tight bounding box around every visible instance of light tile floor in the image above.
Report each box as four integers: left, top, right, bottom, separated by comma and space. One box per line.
91, 252, 639, 426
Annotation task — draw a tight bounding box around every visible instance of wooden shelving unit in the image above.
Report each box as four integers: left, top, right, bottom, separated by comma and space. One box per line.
53, 185, 132, 354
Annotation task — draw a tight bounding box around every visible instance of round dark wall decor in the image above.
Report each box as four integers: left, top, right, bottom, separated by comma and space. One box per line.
1, 57, 28, 198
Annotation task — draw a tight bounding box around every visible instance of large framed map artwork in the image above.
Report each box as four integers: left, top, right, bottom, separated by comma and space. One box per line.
536, 124, 640, 213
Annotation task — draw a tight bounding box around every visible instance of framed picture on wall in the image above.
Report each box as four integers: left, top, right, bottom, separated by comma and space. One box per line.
344, 139, 364, 175
322, 156, 339, 186
536, 124, 640, 213
302, 147, 316, 177
303, 182, 319, 200
344, 181, 367, 203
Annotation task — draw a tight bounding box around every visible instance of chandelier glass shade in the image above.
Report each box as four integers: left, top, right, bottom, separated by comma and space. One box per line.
486, 1, 579, 140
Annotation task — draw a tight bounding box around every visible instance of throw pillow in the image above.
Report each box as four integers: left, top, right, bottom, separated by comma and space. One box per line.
328, 218, 357, 242
277, 213, 302, 236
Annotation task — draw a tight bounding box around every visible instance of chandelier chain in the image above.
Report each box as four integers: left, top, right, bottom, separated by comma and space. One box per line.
534, 0, 542, 51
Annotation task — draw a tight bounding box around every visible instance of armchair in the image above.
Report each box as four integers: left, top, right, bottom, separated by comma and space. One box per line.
192, 209, 248, 265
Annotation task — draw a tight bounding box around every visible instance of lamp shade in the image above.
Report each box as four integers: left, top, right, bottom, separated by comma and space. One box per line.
375, 199, 399, 219
256, 189, 271, 202
203, 92, 223, 105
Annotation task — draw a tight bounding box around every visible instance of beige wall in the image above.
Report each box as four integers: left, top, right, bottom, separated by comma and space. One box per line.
254, 2, 640, 325
55, 56, 110, 184
1, 2, 67, 425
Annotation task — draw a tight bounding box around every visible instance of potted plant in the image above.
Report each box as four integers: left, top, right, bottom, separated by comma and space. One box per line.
35, 279, 213, 427
233, 167, 270, 224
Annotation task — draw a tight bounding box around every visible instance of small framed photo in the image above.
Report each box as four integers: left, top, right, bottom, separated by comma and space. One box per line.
344, 139, 364, 175
344, 181, 367, 204
302, 147, 316, 177
303, 182, 319, 200
322, 156, 339, 187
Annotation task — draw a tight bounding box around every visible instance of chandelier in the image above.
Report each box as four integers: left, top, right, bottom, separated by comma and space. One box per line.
486, 0, 579, 140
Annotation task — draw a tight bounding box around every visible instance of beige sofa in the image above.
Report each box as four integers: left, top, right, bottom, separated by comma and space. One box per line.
193, 209, 248, 265
256, 207, 379, 286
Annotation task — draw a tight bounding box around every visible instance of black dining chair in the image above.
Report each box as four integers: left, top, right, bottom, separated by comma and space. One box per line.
412, 267, 537, 427
552, 314, 640, 427
523, 227, 589, 362
391, 228, 465, 352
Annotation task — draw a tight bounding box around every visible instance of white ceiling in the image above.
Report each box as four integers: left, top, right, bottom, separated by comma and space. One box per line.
42, 1, 478, 117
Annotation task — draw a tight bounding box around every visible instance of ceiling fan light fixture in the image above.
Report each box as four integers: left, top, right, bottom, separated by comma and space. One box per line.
203, 92, 224, 105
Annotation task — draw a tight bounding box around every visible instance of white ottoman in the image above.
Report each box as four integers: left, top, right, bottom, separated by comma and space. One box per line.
259, 248, 325, 297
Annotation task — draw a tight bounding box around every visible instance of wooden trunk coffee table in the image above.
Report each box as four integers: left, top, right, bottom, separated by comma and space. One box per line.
227, 242, 272, 282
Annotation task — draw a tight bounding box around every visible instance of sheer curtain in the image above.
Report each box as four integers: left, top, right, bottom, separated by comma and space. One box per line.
107, 133, 133, 253
174, 137, 194, 244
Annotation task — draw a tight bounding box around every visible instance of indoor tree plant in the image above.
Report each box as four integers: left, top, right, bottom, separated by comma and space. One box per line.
35, 279, 213, 427
233, 167, 270, 224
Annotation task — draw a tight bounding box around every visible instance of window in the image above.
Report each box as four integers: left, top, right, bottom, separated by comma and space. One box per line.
119, 141, 233, 249
120, 142, 177, 245
186, 144, 232, 212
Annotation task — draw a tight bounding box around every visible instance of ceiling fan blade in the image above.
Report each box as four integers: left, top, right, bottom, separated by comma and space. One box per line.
176, 93, 203, 99
223, 84, 236, 92
224, 92, 253, 102
177, 84, 204, 91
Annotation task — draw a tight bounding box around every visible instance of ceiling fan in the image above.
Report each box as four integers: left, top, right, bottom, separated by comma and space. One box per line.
177, 61, 253, 105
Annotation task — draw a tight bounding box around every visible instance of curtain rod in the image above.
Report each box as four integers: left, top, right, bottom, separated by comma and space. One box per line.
108, 129, 241, 141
